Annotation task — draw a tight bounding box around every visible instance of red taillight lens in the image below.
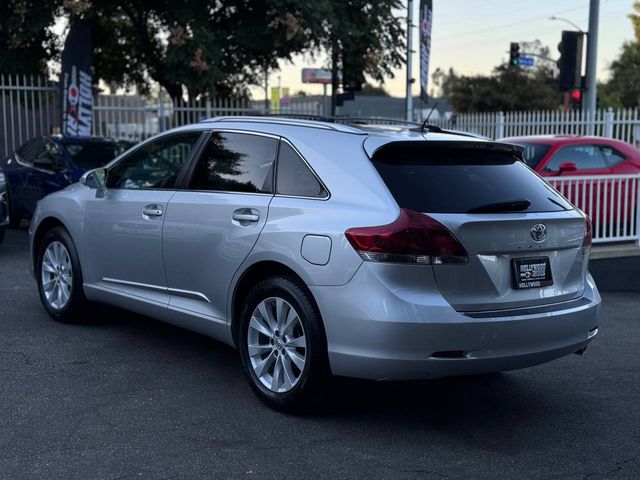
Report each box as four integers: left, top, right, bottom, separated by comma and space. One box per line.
582, 214, 592, 251
345, 209, 468, 264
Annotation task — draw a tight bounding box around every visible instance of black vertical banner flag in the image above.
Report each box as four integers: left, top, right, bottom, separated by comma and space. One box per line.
419, 0, 433, 102
61, 20, 92, 136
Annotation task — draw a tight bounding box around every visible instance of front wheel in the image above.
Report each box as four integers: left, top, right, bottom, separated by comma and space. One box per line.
238, 276, 330, 412
36, 226, 89, 322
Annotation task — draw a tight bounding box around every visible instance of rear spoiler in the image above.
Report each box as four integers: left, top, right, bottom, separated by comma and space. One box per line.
365, 139, 525, 162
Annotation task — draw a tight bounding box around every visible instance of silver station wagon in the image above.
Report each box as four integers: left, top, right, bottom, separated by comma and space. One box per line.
30, 117, 600, 411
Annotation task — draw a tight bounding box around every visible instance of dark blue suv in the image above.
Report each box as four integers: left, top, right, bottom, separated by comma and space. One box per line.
1, 136, 132, 226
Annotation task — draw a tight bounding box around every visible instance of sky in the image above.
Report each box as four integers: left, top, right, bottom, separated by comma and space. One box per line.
255, 0, 636, 99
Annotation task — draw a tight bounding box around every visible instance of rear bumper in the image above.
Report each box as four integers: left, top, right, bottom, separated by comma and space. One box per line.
310, 265, 601, 381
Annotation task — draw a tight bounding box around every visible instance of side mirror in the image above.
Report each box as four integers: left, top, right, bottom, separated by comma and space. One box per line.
558, 161, 577, 173
80, 168, 108, 197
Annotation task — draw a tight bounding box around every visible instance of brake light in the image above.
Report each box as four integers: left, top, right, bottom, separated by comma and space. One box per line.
345, 209, 468, 264
582, 214, 592, 253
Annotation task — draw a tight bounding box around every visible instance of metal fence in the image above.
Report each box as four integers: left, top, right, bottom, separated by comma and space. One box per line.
432, 108, 640, 144
0, 74, 59, 159
547, 174, 640, 244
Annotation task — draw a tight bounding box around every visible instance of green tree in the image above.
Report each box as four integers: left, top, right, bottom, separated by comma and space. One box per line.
316, 0, 404, 114
600, 42, 640, 108
0, 0, 61, 75
629, 1, 640, 41
64, 0, 321, 101
432, 40, 561, 112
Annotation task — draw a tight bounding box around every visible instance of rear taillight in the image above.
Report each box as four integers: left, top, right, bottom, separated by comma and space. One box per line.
582, 214, 592, 253
345, 209, 468, 264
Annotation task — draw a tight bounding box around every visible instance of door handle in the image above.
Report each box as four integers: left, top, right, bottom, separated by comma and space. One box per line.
142, 205, 163, 217
232, 208, 260, 225
232, 212, 259, 222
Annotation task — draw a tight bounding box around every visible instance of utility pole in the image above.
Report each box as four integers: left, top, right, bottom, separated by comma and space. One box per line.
405, 0, 414, 122
584, 0, 599, 118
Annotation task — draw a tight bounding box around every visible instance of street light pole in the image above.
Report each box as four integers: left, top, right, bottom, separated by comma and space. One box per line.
584, 0, 600, 117
406, 0, 414, 122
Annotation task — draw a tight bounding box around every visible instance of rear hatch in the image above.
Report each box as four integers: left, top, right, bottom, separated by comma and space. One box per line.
370, 140, 589, 313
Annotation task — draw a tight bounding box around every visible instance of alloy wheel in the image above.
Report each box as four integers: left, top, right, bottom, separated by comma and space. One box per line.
247, 297, 307, 393
41, 241, 73, 310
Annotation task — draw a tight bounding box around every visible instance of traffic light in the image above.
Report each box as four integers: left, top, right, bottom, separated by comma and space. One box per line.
509, 42, 521, 66
557, 31, 584, 91
570, 89, 582, 110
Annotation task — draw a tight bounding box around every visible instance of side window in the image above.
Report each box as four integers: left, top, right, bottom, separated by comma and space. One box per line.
599, 145, 626, 167
189, 132, 277, 193
276, 142, 327, 198
42, 139, 67, 171
545, 144, 607, 171
107, 132, 201, 189
16, 138, 45, 165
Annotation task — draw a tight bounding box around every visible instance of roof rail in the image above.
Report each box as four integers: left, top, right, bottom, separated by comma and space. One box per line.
200, 115, 364, 134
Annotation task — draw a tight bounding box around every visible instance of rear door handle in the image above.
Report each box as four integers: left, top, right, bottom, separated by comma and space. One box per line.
232, 213, 259, 222
232, 208, 259, 224
142, 205, 163, 217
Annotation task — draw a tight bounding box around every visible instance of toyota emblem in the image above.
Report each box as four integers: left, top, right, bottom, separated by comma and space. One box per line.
530, 223, 547, 242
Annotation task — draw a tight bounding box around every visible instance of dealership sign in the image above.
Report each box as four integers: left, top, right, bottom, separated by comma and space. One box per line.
419, 0, 433, 102
61, 20, 93, 136
301, 68, 333, 85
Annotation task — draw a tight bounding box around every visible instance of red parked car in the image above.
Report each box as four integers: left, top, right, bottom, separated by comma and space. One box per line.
500, 135, 640, 176
501, 135, 640, 239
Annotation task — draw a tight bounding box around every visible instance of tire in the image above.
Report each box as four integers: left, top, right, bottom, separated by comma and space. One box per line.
238, 275, 330, 412
0, 228, 5, 244
36, 226, 90, 323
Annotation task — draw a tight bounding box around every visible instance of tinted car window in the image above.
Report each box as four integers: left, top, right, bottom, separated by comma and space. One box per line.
62, 141, 124, 170
107, 132, 201, 189
512, 142, 551, 169
599, 145, 626, 167
16, 138, 45, 164
190, 132, 277, 193
545, 144, 607, 171
276, 142, 327, 198
372, 142, 572, 213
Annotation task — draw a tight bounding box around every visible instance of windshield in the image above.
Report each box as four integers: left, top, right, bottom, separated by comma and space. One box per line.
512, 142, 552, 169
371, 142, 572, 214
62, 142, 125, 170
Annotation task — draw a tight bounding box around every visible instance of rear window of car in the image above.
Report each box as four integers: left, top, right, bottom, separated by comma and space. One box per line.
371, 141, 572, 214
62, 142, 124, 170
512, 141, 552, 169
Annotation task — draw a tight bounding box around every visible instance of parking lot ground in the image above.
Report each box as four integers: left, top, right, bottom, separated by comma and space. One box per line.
1, 228, 639, 480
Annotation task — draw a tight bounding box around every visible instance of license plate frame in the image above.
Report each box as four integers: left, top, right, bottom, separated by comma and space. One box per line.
512, 257, 553, 289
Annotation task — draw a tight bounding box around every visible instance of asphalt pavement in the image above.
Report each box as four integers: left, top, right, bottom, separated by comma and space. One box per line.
1, 228, 639, 480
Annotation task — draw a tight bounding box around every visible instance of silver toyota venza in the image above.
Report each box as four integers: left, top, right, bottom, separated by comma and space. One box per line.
30, 117, 600, 411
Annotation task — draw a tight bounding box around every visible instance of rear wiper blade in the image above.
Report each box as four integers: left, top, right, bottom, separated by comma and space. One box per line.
547, 196, 569, 211
468, 199, 531, 214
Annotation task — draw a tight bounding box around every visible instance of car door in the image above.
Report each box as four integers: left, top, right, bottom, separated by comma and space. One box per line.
25, 139, 71, 211
543, 144, 611, 176
543, 144, 614, 234
6, 137, 48, 220
162, 131, 278, 321
82, 131, 203, 304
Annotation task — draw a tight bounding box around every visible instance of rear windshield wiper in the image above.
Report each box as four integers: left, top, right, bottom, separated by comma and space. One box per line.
468, 199, 531, 214
547, 196, 569, 211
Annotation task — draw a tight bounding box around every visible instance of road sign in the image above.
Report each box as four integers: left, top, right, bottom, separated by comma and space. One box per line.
518, 56, 534, 67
